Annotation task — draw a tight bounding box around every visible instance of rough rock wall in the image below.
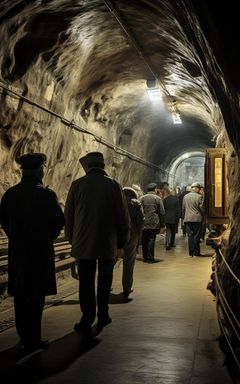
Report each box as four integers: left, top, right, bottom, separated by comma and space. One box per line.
0, 77, 153, 204
203, 123, 240, 365
0, 0, 220, 203
0, 38, 151, 202
1, 1, 181, 202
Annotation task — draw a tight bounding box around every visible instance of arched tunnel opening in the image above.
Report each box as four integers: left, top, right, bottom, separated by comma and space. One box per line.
0, 0, 240, 380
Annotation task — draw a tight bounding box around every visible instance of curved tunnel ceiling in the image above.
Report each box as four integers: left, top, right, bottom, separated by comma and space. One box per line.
0, 0, 239, 191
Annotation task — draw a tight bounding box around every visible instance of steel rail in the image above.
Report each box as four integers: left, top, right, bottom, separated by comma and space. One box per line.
214, 265, 240, 341
0, 235, 72, 274
214, 249, 240, 371
218, 248, 240, 285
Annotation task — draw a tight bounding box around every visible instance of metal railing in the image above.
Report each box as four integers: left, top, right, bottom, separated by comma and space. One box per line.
214, 247, 240, 371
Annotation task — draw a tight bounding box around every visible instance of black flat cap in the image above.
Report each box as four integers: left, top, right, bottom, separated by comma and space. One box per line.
16, 153, 47, 169
79, 152, 105, 171
147, 182, 157, 191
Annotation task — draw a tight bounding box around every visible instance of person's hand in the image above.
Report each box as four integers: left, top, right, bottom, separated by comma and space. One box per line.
71, 261, 79, 280
160, 227, 166, 234
117, 248, 124, 259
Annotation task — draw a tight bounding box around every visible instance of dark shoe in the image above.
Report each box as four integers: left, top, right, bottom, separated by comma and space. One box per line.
38, 338, 49, 348
97, 316, 112, 330
74, 322, 92, 337
170, 244, 176, 247
142, 259, 148, 263
189, 253, 193, 257
166, 246, 171, 250
149, 259, 160, 263
17, 339, 49, 363
15, 339, 24, 348
18, 338, 49, 350
123, 288, 133, 296
16, 345, 43, 362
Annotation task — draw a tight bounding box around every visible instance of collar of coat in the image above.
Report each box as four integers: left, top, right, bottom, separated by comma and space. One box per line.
146, 191, 156, 195
21, 175, 43, 185
86, 167, 107, 176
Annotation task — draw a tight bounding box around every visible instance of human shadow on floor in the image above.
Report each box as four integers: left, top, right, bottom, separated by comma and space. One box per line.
197, 253, 215, 257
0, 331, 100, 383
108, 292, 133, 304
53, 293, 133, 306
53, 299, 79, 306
136, 257, 164, 262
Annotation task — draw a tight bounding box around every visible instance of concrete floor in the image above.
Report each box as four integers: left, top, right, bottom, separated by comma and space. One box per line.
0, 234, 235, 383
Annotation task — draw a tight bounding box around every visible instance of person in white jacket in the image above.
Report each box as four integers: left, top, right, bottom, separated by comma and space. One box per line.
64, 152, 129, 336
182, 182, 204, 257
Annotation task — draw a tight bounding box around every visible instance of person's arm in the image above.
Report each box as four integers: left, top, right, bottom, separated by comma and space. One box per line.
182, 196, 186, 220
137, 204, 145, 230
0, 192, 10, 236
47, 190, 65, 240
176, 198, 181, 222
64, 184, 75, 244
199, 195, 205, 217
135, 201, 145, 242
158, 198, 165, 228
115, 183, 130, 248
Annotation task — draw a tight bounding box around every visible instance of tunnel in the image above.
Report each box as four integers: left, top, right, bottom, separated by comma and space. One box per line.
0, 0, 240, 382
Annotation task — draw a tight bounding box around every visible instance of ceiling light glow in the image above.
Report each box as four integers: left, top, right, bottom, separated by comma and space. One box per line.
147, 88, 162, 101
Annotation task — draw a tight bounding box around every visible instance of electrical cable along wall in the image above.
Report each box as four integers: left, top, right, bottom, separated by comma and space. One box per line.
0, 82, 170, 178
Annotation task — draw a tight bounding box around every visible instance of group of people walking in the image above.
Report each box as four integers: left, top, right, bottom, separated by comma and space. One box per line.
0, 150, 205, 356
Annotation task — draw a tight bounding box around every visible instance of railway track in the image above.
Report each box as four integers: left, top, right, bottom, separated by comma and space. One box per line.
0, 283, 79, 333
0, 230, 123, 333
0, 233, 72, 275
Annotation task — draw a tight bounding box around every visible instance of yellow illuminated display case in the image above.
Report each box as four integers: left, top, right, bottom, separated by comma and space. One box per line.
205, 148, 229, 224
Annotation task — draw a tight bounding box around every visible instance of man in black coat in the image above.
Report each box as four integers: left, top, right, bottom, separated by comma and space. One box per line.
163, 187, 180, 250
0, 153, 65, 353
65, 152, 130, 336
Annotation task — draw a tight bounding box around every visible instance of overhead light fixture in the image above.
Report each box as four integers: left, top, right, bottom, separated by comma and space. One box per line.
172, 111, 182, 124
147, 88, 162, 101
168, 96, 182, 124
146, 78, 162, 101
